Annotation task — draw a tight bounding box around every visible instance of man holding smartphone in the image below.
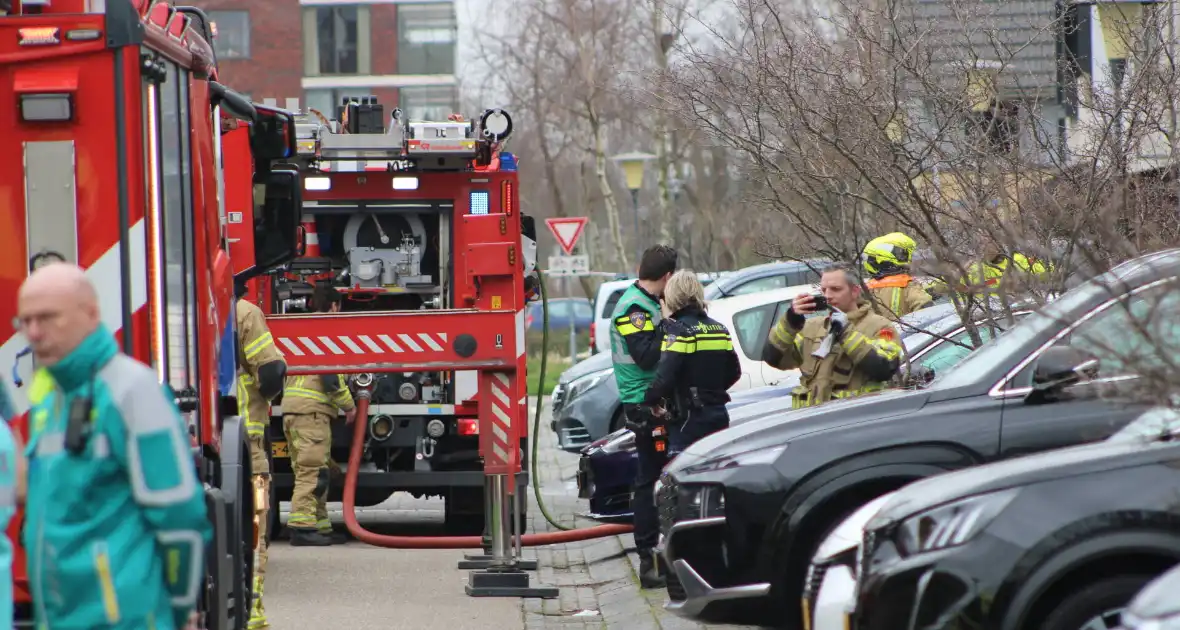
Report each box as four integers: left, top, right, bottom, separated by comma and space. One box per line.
762, 262, 903, 409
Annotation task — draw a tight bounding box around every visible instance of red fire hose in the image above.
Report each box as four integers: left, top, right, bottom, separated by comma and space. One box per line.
341, 396, 634, 548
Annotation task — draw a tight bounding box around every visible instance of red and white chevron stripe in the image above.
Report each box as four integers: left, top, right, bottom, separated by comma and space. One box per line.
275, 332, 449, 356
486, 371, 513, 467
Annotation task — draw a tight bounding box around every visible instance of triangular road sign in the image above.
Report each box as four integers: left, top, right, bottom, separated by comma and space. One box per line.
545, 217, 589, 256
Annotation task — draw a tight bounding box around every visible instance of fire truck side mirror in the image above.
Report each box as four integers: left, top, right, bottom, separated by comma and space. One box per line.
246, 169, 302, 277
249, 105, 298, 161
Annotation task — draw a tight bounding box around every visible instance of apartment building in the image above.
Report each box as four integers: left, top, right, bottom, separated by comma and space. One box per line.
195, 0, 458, 120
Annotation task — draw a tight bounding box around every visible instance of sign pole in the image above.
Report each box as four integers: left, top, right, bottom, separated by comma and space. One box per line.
566, 272, 576, 360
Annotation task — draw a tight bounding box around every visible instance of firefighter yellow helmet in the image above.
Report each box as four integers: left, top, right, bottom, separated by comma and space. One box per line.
862, 232, 917, 275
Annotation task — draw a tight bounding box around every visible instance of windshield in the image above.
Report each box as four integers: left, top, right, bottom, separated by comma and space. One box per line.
1109, 407, 1180, 442
927, 281, 1108, 389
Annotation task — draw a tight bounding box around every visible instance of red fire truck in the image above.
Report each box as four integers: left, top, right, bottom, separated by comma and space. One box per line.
230, 97, 540, 535
1, 1, 302, 627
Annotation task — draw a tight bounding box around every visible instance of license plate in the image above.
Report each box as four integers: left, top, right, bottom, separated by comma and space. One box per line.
271, 441, 289, 458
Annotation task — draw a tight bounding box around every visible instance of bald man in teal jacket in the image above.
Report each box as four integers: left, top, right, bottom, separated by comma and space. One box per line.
19, 264, 210, 629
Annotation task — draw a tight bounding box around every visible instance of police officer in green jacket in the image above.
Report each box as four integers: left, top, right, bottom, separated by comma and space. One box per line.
609, 244, 679, 589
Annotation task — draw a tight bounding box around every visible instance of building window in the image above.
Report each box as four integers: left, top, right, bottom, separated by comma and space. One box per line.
304, 6, 372, 76
397, 4, 456, 75
305, 89, 372, 119
966, 102, 1020, 155
209, 10, 250, 60
398, 85, 459, 121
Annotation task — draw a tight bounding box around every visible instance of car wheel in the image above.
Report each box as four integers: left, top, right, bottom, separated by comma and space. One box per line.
609, 407, 625, 433
1036, 574, 1151, 630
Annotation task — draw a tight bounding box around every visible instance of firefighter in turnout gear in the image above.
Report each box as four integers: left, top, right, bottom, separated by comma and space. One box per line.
763, 263, 903, 408
959, 247, 1052, 299
235, 281, 287, 629
283, 284, 356, 546
862, 232, 933, 318
609, 244, 679, 590
643, 270, 742, 456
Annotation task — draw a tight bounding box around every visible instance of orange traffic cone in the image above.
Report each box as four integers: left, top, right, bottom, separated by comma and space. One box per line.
302, 213, 321, 257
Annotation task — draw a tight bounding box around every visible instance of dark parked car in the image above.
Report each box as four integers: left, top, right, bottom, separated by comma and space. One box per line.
1118, 561, 1180, 630
576, 382, 795, 520
578, 302, 1022, 521
655, 249, 1179, 626
853, 406, 1180, 630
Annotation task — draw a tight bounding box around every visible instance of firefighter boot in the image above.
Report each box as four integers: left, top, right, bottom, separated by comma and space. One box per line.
638, 549, 667, 589
289, 528, 334, 547
314, 468, 348, 545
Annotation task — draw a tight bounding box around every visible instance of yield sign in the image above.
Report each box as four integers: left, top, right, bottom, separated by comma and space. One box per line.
545, 217, 589, 256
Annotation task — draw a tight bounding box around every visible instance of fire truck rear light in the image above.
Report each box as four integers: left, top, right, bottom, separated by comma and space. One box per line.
20, 94, 73, 122
304, 177, 330, 191
457, 419, 479, 436
502, 180, 515, 215
470, 190, 489, 215
66, 29, 102, 41
392, 177, 419, 190
18, 27, 61, 46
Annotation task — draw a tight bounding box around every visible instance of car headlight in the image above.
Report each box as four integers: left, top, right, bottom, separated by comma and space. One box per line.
600, 430, 634, 454
683, 444, 787, 474
680, 484, 725, 518
894, 488, 1018, 556
567, 368, 613, 402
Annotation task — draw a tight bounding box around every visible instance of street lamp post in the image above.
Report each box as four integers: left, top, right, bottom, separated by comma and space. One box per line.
612, 151, 656, 268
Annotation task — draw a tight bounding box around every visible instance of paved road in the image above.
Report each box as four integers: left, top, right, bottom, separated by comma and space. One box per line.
265, 399, 764, 630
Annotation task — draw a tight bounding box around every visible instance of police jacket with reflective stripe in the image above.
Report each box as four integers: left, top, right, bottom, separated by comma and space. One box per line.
643, 306, 742, 408
24, 324, 211, 630
609, 283, 664, 404
282, 374, 356, 417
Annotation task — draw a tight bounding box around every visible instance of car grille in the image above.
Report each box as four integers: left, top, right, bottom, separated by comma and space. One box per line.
657, 473, 679, 535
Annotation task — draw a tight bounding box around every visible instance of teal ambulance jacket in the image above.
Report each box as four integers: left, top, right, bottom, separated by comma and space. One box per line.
0, 381, 17, 628
24, 325, 211, 629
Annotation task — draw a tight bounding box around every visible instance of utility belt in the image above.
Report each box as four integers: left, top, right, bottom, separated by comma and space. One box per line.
672, 386, 728, 411
790, 382, 886, 409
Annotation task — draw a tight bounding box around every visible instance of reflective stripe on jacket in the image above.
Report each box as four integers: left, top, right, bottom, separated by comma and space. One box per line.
282, 375, 355, 417
236, 299, 285, 437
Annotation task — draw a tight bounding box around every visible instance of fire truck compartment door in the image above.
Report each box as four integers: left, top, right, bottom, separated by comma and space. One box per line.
23, 141, 78, 265
14, 67, 79, 95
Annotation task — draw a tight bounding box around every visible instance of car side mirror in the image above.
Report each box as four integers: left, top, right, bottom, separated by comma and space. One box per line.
247, 168, 303, 276
249, 103, 298, 161
1031, 346, 1100, 393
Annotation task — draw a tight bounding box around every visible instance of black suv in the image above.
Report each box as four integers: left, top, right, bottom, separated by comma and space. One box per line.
655, 249, 1180, 626
853, 407, 1180, 630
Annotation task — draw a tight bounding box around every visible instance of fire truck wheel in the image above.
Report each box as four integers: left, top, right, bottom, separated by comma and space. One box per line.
444, 487, 486, 535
